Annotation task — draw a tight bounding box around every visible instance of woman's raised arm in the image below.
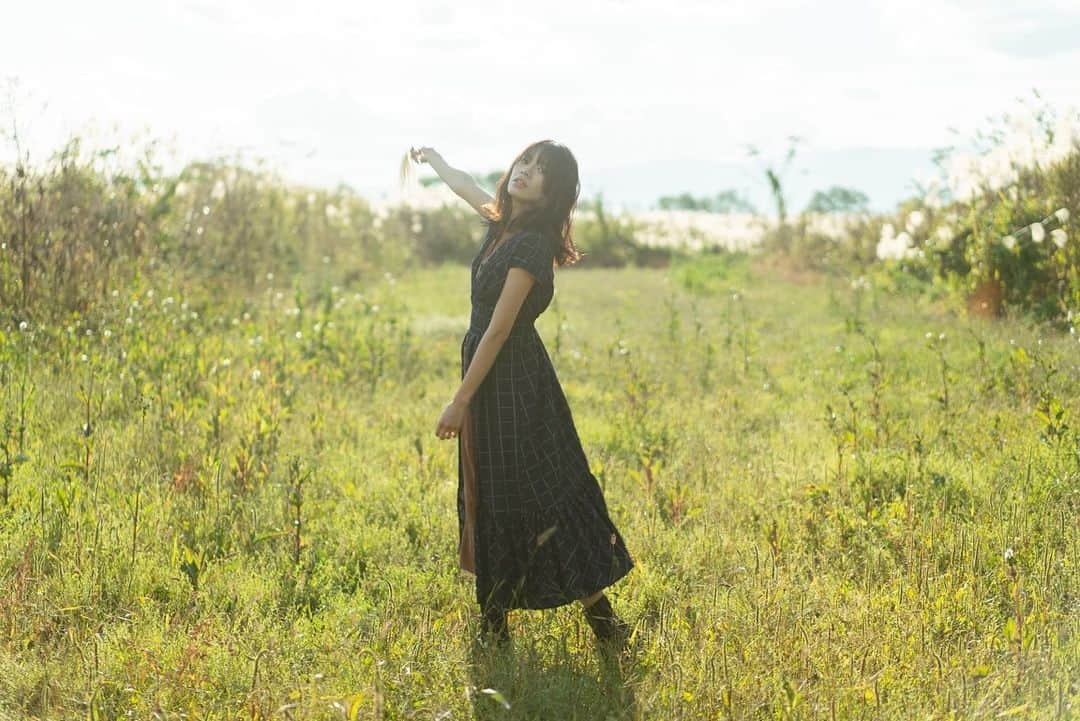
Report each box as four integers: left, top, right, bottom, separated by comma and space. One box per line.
411, 146, 494, 218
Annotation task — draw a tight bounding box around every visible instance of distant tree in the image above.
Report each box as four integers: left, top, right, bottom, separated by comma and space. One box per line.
710, 190, 757, 214
805, 185, 870, 214
657, 192, 704, 211
656, 189, 756, 213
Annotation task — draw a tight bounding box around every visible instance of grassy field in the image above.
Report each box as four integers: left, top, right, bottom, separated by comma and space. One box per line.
0, 253, 1076, 720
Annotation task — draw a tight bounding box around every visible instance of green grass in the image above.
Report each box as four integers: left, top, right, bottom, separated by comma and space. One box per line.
0, 257, 1076, 719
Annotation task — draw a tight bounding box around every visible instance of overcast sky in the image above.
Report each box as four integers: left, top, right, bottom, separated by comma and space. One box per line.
4, 0, 1080, 211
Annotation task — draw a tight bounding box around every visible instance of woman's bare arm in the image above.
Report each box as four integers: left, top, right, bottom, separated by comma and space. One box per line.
450, 267, 536, 405
412, 146, 494, 218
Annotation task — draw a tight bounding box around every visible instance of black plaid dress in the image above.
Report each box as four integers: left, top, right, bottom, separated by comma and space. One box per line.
457, 223, 635, 611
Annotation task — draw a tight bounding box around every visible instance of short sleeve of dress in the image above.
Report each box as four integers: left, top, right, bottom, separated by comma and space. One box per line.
507, 231, 555, 282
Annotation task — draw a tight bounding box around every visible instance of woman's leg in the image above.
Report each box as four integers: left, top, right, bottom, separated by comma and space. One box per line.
578, 590, 605, 608
579, 592, 631, 648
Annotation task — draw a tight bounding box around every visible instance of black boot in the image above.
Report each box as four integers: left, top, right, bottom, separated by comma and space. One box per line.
582, 594, 631, 651
480, 603, 510, 647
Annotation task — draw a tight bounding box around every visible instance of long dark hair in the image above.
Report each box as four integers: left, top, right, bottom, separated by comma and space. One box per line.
482, 140, 584, 267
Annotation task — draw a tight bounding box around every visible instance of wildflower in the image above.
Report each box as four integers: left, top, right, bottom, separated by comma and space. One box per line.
1004, 547, 1015, 561
125, 317, 133, 324
111, 289, 119, 297
18, 320, 28, 331
202, 205, 210, 216
80, 353, 88, 362
906, 210, 926, 234
934, 226, 953, 247
1030, 222, 1045, 243
1051, 229, 1067, 248
266, 272, 274, 281
1054, 207, 1070, 224
1002, 235, 1016, 249
322, 255, 331, 264
295, 331, 303, 339
938, 333, 945, 341
221, 358, 232, 367
103, 329, 112, 338
925, 331, 933, 339
251, 368, 262, 381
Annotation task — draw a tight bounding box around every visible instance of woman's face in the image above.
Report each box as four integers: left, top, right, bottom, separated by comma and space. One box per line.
507, 148, 546, 206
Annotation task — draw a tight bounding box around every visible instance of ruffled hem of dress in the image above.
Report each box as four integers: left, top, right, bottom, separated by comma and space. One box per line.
474, 479, 635, 610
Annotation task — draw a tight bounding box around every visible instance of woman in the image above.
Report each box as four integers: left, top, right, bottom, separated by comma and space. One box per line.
412, 140, 634, 649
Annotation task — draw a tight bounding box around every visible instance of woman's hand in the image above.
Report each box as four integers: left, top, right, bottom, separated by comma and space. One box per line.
410, 146, 443, 165
435, 398, 467, 440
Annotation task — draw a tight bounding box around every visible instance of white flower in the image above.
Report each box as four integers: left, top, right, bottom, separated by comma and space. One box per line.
80, 353, 88, 362
1004, 547, 1015, 561
294, 331, 303, 339
202, 205, 210, 216
1049, 228, 1067, 248
221, 358, 231, 367
906, 210, 926, 234
103, 329, 112, 338
877, 224, 918, 260
18, 320, 28, 331
934, 226, 953, 247
850, 276, 870, 291
1054, 207, 1070, 224
1002, 235, 1016, 250
251, 368, 262, 381
1030, 222, 1045, 243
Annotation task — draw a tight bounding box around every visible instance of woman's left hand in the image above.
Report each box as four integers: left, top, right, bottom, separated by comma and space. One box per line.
435, 399, 467, 440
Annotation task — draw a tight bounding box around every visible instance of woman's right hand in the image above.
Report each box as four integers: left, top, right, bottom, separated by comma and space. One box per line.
410, 146, 442, 165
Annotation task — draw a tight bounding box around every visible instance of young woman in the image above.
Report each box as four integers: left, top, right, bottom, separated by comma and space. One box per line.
412, 140, 634, 650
